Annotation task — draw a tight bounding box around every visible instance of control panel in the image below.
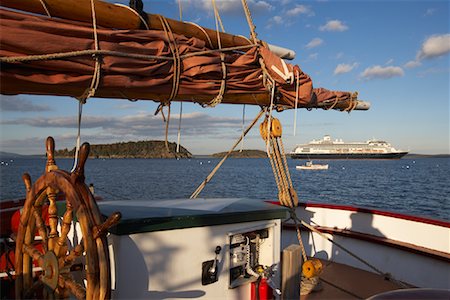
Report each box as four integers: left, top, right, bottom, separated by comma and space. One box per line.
229, 228, 270, 288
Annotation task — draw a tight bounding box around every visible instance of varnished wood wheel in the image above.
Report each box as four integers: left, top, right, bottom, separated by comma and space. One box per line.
15, 137, 120, 299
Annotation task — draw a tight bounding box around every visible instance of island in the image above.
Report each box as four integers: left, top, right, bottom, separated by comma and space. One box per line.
211, 150, 267, 158
55, 141, 192, 159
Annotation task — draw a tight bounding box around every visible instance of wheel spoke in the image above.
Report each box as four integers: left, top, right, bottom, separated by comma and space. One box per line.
59, 274, 86, 300
59, 243, 84, 269
23, 244, 44, 268
47, 188, 59, 251
54, 204, 73, 257
33, 206, 49, 252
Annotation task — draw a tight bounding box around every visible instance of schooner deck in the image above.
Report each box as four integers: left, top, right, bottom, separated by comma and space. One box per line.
303, 260, 409, 299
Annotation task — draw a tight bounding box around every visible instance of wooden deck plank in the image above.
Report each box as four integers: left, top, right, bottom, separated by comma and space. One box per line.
301, 260, 407, 300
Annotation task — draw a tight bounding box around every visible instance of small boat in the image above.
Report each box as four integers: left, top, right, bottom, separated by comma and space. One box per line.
296, 161, 329, 170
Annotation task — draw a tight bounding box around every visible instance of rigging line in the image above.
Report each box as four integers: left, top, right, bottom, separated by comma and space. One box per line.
265, 79, 276, 155
241, 0, 258, 44
240, 104, 246, 152
71, 100, 84, 173
190, 108, 266, 199
176, 102, 182, 153
178, 0, 183, 21
72, 0, 100, 172
212, 0, 225, 33
164, 103, 171, 153
175, 0, 183, 154
38, 0, 52, 18
293, 69, 299, 136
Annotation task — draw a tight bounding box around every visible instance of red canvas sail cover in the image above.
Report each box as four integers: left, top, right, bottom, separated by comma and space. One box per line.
0, 8, 357, 109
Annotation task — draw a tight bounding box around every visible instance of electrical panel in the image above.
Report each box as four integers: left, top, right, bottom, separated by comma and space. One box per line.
229, 228, 269, 288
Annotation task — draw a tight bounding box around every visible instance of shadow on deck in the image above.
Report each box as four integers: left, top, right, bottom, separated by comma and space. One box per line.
302, 260, 409, 299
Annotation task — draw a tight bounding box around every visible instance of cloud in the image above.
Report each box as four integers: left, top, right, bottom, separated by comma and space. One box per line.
0, 111, 248, 154
319, 20, 348, 32
404, 60, 422, 69
269, 15, 283, 25
360, 65, 404, 80
0, 96, 51, 112
305, 38, 324, 49
424, 8, 435, 16
285, 4, 314, 17
417, 34, 450, 60
334, 63, 358, 75
184, 0, 273, 15
1, 111, 242, 137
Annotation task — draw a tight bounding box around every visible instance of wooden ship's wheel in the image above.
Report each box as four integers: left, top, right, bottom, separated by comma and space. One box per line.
14, 137, 121, 299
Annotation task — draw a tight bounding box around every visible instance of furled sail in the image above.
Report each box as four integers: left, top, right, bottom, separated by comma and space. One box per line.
0, 1, 369, 111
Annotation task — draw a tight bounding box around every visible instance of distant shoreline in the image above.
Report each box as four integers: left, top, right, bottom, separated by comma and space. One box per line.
1, 151, 449, 159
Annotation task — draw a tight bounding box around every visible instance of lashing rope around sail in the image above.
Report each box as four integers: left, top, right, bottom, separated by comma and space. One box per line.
202, 0, 227, 108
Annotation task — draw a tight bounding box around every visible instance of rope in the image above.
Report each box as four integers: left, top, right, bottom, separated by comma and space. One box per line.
178, 0, 183, 21
202, 0, 227, 108
71, 0, 101, 172
76, 0, 101, 103
293, 69, 300, 136
190, 108, 266, 199
239, 104, 246, 152
114, 3, 149, 29
164, 103, 171, 153
185, 22, 214, 48
176, 102, 183, 153
212, 0, 226, 32
324, 97, 340, 111
38, 0, 52, 18
241, 0, 258, 44
70, 98, 84, 173
0, 45, 258, 64
157, 15, 181, 102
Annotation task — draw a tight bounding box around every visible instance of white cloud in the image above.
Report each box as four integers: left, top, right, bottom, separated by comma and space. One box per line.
417, 34, 450, 60
319, 20, 348, 32
188, 0, 273, 14
404, 60, 422, 69
360, 65, 404, 80
305, 38, 324, 49
334, 63, 358, 75
286, 5, 314, 17
270, 15, 283, 25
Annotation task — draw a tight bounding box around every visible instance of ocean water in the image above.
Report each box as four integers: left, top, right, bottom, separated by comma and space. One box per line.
1, 157, 449, 221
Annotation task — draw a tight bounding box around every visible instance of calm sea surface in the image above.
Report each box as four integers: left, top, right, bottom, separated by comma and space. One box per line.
1, 157, 449, 221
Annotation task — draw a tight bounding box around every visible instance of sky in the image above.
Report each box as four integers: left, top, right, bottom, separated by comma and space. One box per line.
0, 0, 449, 155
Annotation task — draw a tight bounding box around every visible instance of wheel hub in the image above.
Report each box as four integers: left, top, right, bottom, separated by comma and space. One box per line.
41, 250, 59, 291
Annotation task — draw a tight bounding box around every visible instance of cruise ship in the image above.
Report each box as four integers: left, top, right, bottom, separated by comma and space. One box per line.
290, 135, 408, 159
